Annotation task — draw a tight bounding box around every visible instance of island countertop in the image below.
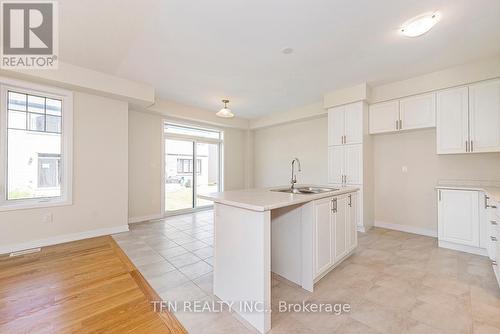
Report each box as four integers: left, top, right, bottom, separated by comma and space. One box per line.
198, 185, 359, 212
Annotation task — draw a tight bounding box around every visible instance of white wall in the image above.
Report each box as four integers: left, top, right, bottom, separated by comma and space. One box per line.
0, 92, 129, 252
373, 129, 500, 234
253, 116, 328, 188
128, 110, 250, 221
128, 111, 163, 220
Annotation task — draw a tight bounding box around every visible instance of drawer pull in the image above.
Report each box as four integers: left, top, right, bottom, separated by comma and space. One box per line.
492, 221, 498, 226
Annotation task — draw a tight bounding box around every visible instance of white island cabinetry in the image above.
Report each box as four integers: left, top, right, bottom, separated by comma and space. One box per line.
313, 192, 357, 280
200, 186, 359, 334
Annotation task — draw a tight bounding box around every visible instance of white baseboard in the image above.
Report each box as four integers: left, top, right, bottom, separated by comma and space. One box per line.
439, 240, 487, 256
374, 220, 437, 238
128, 214, 163, 224
0, 225, 129, 255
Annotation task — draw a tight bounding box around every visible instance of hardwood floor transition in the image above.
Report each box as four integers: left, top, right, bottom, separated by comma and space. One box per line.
0, 236, 187, 334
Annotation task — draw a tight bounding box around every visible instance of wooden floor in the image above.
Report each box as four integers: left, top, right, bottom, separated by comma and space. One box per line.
0, 236, 187, 334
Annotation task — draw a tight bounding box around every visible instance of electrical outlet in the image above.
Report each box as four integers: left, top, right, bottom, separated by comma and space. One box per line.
402, 166, 408, 173
42, 213, 53, 224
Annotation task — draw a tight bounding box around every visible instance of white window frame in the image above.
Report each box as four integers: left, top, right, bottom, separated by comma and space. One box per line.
0, 77, 73, 211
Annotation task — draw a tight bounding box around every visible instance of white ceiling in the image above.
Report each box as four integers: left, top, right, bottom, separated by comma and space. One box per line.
58, 0, 500, 118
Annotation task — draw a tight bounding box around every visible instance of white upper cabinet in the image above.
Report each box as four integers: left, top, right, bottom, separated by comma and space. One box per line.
370, 93, 437, 134
437, 79, 500, 155
328, 106, 345, 146
469, 79, 500, 153
344, 103, 363, 144
436, 87, 469, 154
344, 144, 362, 185
328, 144, 362, 185
369, 101, 399, 134
328, 102, 363, 146
399, 93, 436, 130
328, 146, 344, 184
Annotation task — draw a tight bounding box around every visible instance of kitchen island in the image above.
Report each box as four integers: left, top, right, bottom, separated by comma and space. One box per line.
198, 185, 359, 334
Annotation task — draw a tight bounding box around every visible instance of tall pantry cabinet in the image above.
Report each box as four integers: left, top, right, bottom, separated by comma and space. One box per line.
327, 101, 373, 232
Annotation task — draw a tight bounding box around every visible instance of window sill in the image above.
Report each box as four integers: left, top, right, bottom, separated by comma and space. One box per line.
0, 199, 72, 212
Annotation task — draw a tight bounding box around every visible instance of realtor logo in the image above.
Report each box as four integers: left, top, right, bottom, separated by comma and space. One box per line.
1, 1, 58, 68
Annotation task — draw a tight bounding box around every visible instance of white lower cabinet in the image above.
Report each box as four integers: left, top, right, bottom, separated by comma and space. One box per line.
347, 192, 358, 251
333, 196, 348, 261
313, 192, 357, 279
438, 189, 480, 248
313, 197, 333, 276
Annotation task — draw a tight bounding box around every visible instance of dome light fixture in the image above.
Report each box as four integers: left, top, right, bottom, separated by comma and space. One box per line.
216, 99, 234, 118
400, 12, 440, 37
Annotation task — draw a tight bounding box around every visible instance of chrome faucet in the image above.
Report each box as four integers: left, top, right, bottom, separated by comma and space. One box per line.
290, 158, 301, 190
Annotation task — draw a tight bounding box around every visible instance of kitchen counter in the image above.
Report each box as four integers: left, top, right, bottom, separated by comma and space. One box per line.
202, 184, 359, 333
198, 185, 359, 212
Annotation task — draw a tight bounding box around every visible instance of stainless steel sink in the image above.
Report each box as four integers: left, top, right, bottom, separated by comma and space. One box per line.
271, 186, 339, 194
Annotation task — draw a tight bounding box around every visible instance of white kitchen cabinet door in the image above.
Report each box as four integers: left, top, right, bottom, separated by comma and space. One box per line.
328, 106, 345, 146
344, 103, 363, 144
438, 189, 480, 247
328, 146, 344, 184
333, 195, 348, 262
347, 192, 358, 252
469, 79, 500, 153
436, 87, 469, 154
344, 144, 362, 185
369, 101, 399, 134
313, 197, 333, 277
399, 93, 436, 130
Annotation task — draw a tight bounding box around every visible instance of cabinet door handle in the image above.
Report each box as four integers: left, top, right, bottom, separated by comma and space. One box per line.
491, 236, 498, 242
332, 198, 337, 213
470, 140, 474, 152
491, 221, 498, 226
344, 135, 347, 144
399, 119, 403, 130
493, 260, 497, 266
466, 140, 469, 152
396, 120, 399, 130
348, 194, 352, 207
438, 190, 441, 201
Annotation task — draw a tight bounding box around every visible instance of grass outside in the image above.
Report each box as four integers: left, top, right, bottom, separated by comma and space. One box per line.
165, 184, 217, 211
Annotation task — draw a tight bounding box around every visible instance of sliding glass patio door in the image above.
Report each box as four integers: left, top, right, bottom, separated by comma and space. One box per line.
164, 123, 222, 214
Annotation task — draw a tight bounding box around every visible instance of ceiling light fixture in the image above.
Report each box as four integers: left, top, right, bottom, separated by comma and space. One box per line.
400, 12, 440, 37
216, 99, 234, 118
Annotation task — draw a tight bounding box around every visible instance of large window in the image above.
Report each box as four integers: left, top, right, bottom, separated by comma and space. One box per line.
0, 79, 73, 210
164, 123, 222, 213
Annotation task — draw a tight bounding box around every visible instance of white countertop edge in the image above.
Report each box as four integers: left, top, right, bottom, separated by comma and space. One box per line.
198, 186, 360, 212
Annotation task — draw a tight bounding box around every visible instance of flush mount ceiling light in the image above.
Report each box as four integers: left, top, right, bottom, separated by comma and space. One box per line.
400, 12, 440, 37
216, 99, 234, 118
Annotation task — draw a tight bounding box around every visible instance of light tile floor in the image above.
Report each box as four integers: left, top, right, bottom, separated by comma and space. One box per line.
113, 211, 500, 334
